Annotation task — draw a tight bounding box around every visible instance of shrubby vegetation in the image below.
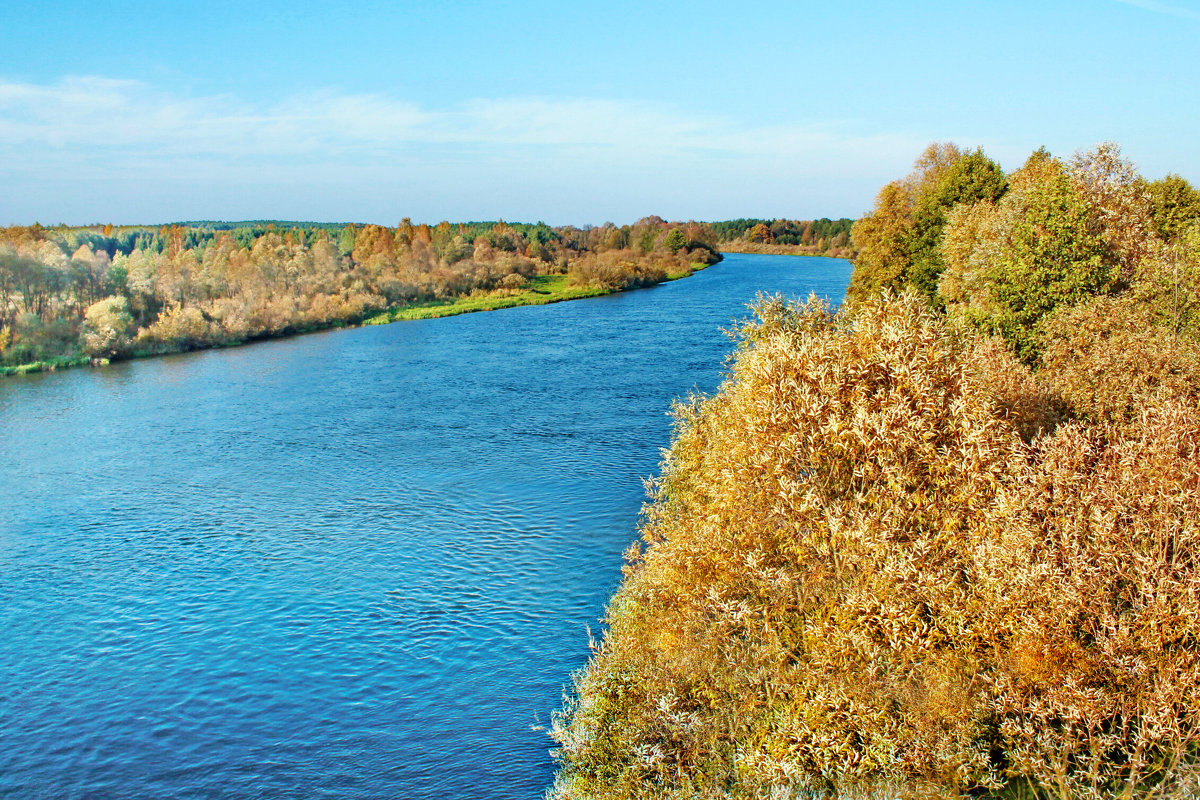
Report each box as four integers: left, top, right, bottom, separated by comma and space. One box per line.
0, 216, 721, 374
551, 143, 1200, 799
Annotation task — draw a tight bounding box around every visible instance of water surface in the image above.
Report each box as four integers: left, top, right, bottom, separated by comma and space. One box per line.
0, 254, 851, 799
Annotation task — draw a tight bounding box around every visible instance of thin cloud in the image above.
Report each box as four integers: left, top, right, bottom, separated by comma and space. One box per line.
1112, 0, 1200, 21
0, 76, 921, 168
0, 75, 939, 223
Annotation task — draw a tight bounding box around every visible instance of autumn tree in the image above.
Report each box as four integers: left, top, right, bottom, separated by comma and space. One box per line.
848, 181, 914, 302
1068, 141, 1158, 285
746, 222, 773, 243
81, 295, 136, 358
1145, 173, 1200, 242
905, 148, 1008, 300
850, 143, 1007, 305
848, 143, 963, 301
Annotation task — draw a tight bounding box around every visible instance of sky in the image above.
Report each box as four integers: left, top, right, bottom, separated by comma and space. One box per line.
1, 0, 1197, 226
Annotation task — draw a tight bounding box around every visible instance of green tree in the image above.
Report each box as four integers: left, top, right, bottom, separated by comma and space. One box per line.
1145, 173, 1200, 242
663, 228, 687, 253
982, 157, 1111, 360
905, 148, 1008, 301
337, 224, 356, 257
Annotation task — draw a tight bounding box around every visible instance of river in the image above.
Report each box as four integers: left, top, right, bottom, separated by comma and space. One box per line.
0, 253, 851, 799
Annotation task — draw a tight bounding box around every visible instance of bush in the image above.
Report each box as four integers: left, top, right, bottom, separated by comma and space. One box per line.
551, 293, 1200, 800
567, 251, 668, 291
3, 313, 78, 365
135, 304, 213, 353
81, 295, 135, 358
1038, 295, 1200, 430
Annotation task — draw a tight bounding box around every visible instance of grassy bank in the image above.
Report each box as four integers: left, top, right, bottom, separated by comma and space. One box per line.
0, 354, 92, 377
718, 241, 856, 259
362, 273, 608, 324
2, 263, 711, 378
365, 265, 705, 325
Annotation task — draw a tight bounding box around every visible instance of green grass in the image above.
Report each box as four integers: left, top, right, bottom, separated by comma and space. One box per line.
364, 264, 709, 325
666, 262, 709, 281
0, 354, 92, 377
363, 274, 607, 324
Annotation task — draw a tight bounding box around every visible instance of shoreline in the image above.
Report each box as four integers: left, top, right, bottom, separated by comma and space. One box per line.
1, 262, 712, 379
718, 242, 856, 259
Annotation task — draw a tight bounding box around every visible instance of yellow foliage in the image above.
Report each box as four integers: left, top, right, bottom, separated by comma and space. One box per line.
551, 293, 1200, 799
567, 250, 671, 290
81, 295, 135, 357
136, 304, 213, 351
1038, 296, 1200, 430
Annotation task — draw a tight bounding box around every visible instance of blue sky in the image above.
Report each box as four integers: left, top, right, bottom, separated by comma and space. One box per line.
1, 0, 1197, 225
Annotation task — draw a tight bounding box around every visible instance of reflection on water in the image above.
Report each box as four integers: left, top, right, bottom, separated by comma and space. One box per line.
0, 254, 851, 799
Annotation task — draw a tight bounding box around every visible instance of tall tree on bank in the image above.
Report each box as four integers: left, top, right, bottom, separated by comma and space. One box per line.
848, 143, 1007, 305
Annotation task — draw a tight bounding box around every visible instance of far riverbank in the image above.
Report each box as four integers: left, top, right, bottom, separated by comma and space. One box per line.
718, 241, 856, 259
1, 263, 711, 379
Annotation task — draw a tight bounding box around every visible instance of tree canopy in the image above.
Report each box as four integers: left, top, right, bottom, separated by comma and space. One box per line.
551, 142, 1200, 800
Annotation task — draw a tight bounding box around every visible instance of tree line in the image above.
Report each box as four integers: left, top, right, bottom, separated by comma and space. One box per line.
550, 143, 1200, 799
0, 216, 722, 372
708, 217, 856, 258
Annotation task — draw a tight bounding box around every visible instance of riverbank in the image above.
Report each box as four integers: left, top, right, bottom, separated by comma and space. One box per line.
1, 263, 711, 378
363, 264, 705, 324
719, 241, 856, 259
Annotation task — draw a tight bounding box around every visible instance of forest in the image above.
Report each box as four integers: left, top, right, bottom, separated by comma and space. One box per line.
707, 217, 856, 258
550, 143, 1200, 799
0, 216, 722, 375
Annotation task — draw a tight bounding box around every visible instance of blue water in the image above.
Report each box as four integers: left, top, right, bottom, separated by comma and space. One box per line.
0, 254, 851, 799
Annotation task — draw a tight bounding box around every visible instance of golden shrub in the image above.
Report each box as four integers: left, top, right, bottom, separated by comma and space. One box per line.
567, 250, 671, 290
1038, 296, 1200, 431
551, 293, 1200, 799
81, 295, 135, 357
135, 304, 214, 351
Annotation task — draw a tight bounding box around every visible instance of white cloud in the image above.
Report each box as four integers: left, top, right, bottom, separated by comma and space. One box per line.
0, 76, 923, 166
0, 75, 937, 223
0, 77, 434, 157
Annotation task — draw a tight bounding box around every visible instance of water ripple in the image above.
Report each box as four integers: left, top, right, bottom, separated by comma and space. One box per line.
0, 255, 851, 799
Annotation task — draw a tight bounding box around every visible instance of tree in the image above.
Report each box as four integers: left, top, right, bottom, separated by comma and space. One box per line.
1145, 173, 1200, 242
848, 143, 961, 303
663, 228, 687, 253
941, 153, 1111, 361
850, 143, 1008, 305
81, 295, 135, 358
905, 148, 1008, 301
746, 222, 773, 243
848, 181, 914, 302
1069, 141, 1157, 284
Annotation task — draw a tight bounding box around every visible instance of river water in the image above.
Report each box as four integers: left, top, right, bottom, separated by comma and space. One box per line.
0, 254, 851, 799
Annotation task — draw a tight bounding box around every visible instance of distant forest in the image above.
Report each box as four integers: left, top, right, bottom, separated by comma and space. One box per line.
708, 217, 855, 258
0, 216, 730, 373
